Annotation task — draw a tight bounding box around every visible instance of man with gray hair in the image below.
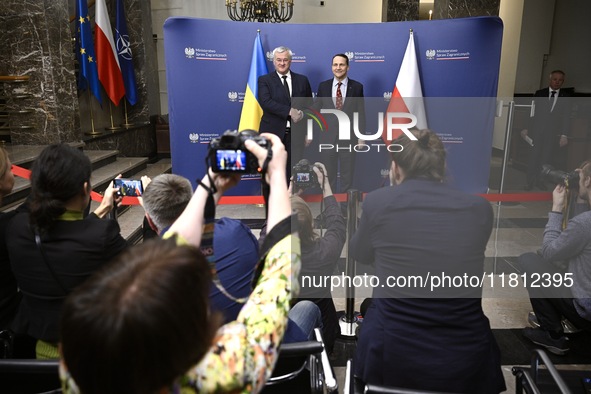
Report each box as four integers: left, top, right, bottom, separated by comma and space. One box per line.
258, 46, 312, 181
141, 174, 260, 321
142, 174, 193, 235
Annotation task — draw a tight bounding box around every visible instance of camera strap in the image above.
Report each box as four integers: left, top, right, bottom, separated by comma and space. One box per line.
197, 179, 250, 304
196, 146, 273, 303
259, 145, 273, 219
34, 232, 69, 296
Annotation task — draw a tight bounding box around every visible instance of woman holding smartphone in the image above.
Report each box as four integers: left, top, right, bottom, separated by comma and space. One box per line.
6, 143, 126, 359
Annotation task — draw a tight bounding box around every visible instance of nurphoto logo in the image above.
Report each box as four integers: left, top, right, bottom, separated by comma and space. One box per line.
306, 109, 418, 153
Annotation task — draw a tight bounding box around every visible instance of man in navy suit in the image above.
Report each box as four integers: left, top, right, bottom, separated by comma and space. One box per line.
314, 54, 365, 193
521, 70, 572, 190
258, 46, 312, 181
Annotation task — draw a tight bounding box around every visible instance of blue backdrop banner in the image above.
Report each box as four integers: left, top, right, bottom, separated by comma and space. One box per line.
163, 17, 503, 194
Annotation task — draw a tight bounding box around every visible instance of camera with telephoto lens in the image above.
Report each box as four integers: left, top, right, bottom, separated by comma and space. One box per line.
293, 159, 318, 189
540, 164, 580, 189
209, 130, 269, 174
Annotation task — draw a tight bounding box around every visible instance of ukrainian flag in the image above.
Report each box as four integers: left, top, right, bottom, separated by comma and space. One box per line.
238, 32, 268, 131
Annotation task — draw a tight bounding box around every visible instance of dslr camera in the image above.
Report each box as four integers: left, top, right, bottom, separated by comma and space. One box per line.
293, 159, 318, 189
540, 164, 580, 189
209, 130, 269, 174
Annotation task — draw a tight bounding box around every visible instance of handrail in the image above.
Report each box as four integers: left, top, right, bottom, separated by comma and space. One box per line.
0, 76, 30, 82
69, 0, 96, 23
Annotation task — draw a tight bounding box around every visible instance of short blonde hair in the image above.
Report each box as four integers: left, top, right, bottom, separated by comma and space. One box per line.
0, 146, 10, 179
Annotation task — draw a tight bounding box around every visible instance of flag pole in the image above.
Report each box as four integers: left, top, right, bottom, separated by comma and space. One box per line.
106, 101, 121, 131
121, 99, 133, 128
85, 89, 100, 135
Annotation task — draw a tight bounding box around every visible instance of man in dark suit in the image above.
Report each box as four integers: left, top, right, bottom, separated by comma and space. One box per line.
521, 70, 572, 190
258, 46, 312, 180
314, 53, 365, 193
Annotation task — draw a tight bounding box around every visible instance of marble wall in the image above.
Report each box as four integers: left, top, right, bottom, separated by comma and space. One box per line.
433, 0, 500, 19
0, 0, 159, 157
385, 0, 420, 21
383, 0, 499, 22
83, 123, 155, 157
0, 0, 79, 144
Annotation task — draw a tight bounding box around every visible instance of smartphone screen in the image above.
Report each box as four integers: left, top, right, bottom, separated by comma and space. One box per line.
296, 172, 310, 182
214, 149, 247, 172
113, 178, 143, 197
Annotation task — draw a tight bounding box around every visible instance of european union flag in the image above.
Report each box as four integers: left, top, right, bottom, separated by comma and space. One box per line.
75, 0, 102, 104
115, 0, 138, 105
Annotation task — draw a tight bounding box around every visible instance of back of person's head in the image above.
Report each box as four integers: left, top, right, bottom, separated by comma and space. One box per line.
29, 144, 92, 234
391, 129, 446, 182
0, 146, 10, 179
142, 174, 193, 233
580, 160, 591, 177
60, 238, 219, 394
290, 195, 316, 245
578, 160, 591, 194
0, 145, 14, 197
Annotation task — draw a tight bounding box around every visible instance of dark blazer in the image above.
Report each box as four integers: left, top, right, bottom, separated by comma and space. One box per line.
296, 195, 346, 351
530, 87, 572, 140
8, 212, 127, 342
526, 87, 573, 181
314, 78, 366, 144
0, 211, 20, 329
258, 71, 312, 140
349, 179, 505, 393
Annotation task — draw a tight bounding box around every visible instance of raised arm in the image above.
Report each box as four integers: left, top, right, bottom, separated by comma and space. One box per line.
165, 170, 239, 246
184, 133, 300, 393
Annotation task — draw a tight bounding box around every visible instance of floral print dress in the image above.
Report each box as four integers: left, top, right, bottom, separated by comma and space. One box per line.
60, 216, 300, 394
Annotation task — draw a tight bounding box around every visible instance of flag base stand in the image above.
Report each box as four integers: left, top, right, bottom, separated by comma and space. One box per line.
121, 122, 134, 128
85, 129, 102, 136
106, 102, 123, 132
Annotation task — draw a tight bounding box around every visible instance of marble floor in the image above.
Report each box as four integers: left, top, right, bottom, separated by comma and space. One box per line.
216, 156, 591, 393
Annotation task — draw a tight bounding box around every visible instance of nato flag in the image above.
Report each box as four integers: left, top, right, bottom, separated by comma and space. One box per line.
115, 0, 138, 105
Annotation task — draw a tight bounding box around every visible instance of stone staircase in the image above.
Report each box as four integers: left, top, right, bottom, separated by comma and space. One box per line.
0, 143, 172, 244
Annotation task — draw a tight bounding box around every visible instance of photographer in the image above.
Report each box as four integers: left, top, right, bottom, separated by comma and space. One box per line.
519, 160, 591, 355
59, 133, 299, 393
291, 161, 346, 353
140, 174, 261, 323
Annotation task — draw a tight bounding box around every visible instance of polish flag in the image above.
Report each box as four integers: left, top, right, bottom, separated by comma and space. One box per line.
95, 0, 125, 105
383, 30, 427, 143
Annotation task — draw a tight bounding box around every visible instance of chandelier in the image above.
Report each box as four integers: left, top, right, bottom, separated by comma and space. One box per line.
226, 0, 294, 23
